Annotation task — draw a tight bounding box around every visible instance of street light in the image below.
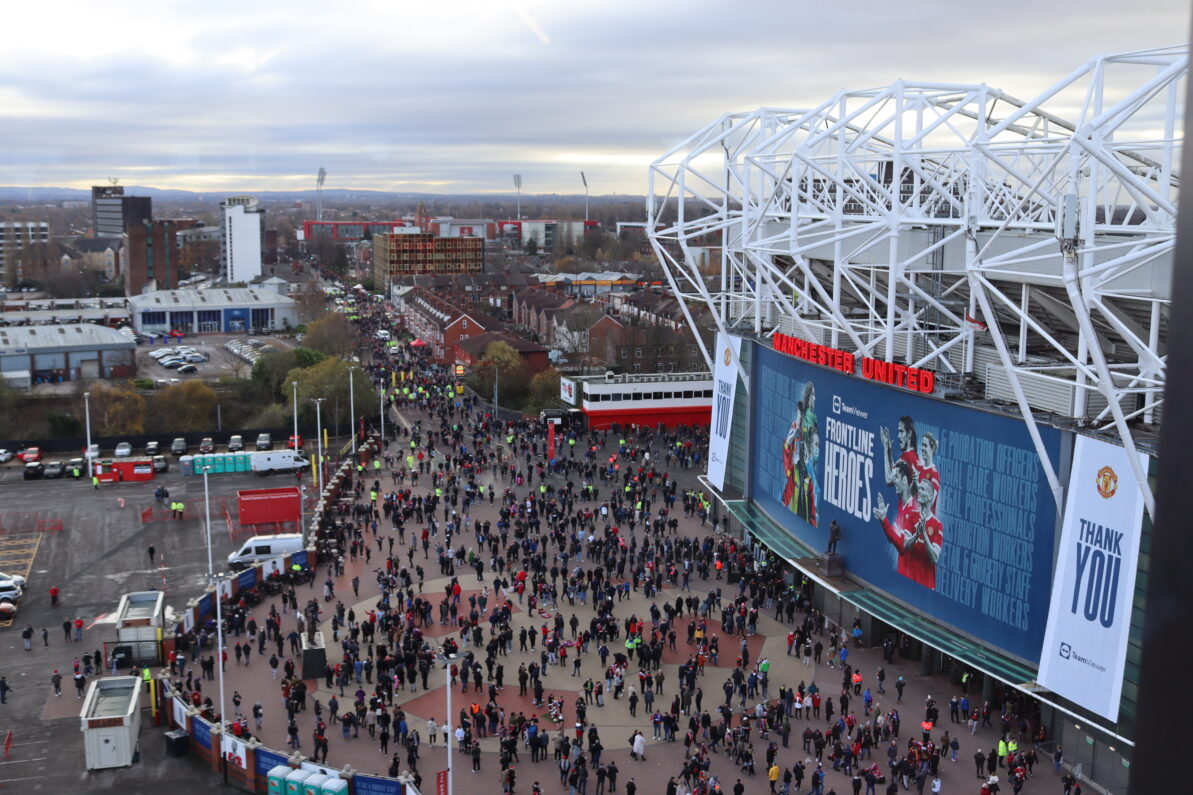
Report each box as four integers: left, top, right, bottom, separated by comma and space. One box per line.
83, 391, 93, 478
199, 463, 229, 782
348, 366, 357, 455
291, 381, 299, 452
312, 398, 325, 494
378, 381, 386, 446
438, 650, 456, 795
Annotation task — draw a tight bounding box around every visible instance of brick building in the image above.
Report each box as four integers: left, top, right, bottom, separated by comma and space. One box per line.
373, 231, 484, 291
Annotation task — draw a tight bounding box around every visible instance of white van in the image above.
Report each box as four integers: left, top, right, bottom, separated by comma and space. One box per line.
251, 450, 308, 475
227, 533, 304, 571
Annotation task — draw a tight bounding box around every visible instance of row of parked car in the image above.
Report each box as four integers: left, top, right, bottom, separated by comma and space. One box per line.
148, 345, 208, 374
225, 338, 275, 366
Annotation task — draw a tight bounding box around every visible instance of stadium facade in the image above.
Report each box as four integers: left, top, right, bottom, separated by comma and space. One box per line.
647, 46, 1186, 792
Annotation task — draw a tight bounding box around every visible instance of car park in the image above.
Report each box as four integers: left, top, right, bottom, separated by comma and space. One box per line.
177, 364, 198, 374
23, 461, 44, 479
184, 353, 206, 363
18, 447, 43, 462
171, 438, 187, 456
43, 460, 66, 478
114, 442, 133, 457
160, 358, 184, 369
199, 437, 214, 453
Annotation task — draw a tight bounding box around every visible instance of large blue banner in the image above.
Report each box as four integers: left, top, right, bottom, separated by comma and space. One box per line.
255, 747, 289, 780
191, 717, 212, 750
751, 343, 1061, 662
352, 774, 404, 795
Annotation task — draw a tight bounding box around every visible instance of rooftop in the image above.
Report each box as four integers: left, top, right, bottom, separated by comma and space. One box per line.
0, 323, 136, 351
128, 288, 296, 310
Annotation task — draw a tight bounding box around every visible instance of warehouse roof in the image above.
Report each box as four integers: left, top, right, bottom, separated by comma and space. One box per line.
128, 288, 296, 310
0, 323, 135, 352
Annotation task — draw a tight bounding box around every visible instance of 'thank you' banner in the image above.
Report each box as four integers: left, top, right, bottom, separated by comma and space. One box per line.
1037, 435, 1146, 721
707, 332, 743, 490
750, 342, 1062, 662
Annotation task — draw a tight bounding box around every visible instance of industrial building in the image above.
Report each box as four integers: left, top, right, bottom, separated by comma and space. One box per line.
302, 220, 409, 241
0, 323, 136, 385
648, 47, 1182, 792
128, 287, 297, 334
220, 196, 265, 283
372, 229, 483, 292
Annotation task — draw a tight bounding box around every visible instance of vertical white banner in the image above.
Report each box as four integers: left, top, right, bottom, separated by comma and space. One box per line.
1038, 435, 1148, 721
707, 332, 743, 490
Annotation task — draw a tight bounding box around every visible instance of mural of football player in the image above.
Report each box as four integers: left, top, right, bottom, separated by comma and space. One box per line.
872, 459, 941, 589
781, 382, 819, 526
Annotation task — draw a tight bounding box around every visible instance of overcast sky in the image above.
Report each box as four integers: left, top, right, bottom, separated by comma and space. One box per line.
0, 0, 1186, 195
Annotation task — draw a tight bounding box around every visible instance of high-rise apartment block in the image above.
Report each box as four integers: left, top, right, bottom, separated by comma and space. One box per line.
220, 196, 265, 283
0, 221, 50, 286
91, 185, 152, 238
124, 219, 196, 295
372, 229, 483, 291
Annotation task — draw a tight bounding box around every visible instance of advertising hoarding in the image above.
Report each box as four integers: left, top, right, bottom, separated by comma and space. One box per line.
751, 342, 1061, 661
707, 332, 743, 490
560, 377, 577, 406
1037, 435, 1147, 721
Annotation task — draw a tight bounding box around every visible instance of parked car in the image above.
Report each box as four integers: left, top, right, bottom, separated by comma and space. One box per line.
17, 447, 43, 463
114, 442, 133, 457
256, 433, 272, 451
23, 461, 44, 479
85, 444, 100, 460
160, 358, 184, 369
0, 580, 23, 603
152, 455, 169, 473
145, 441, 160, 456
0, 571, 27, 588
177, 364, 198, 374
0, 449, 12, 463
184, 353, 206, 363
42, 460, 66, 479
171, 438, 187, 456
228, 435, 244, 452
287, 435, 305, 451
199, 437, 214, 453
67, 458, 85, 479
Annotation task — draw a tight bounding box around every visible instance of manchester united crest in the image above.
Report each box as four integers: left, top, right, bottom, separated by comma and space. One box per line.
1095, 465, 1118, 499
723, 347, 732, 365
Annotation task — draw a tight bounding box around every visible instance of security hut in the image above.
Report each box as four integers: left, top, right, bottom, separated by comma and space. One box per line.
80, 676, 141, 770
113, 591, 165, 668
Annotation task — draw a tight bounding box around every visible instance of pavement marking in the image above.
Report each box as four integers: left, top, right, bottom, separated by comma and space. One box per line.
0, 758, 47, 766
0, 533, 43, 627
0, 775, 44, 783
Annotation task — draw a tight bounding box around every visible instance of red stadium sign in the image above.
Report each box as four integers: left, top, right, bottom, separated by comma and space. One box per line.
772, 332, 935, 394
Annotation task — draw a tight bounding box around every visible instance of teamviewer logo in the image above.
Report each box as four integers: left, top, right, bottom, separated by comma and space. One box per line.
1059, 642, 1072, 659
833, 396, 842, 415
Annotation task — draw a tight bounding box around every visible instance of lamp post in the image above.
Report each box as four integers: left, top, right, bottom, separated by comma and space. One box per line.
348, 366, 357, 455
312, 398, 325, 494
200, 464, 229, 782
439, 651, 455, 795
83, 391, 93, 478
292, 381, 299, 451
581, 171, 589, 221
379, 382, 386, 445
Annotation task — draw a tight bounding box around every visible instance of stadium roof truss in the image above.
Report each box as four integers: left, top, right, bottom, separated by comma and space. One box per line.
648, 46, 1187, 519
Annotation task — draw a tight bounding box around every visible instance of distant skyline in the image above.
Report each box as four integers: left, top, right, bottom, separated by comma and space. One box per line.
0, 0, 1186, 195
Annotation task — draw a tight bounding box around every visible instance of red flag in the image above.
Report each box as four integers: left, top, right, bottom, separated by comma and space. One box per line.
965, 314, 988, 331
4, 729, 12, 758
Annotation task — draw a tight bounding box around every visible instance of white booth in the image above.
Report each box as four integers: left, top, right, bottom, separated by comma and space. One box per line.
114, 590, 165, 667
80, 676, 141, 770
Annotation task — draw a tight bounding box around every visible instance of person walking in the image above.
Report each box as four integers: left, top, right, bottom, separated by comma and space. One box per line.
148, 546, 156, 567
21, 624, 33, 650
51, 670, 63, 696
0, 676, 10, 704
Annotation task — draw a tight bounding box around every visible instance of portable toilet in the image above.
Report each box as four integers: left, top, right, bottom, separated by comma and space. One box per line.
235, 452, 251, 473
267, 765, 293, 795
321, 778, 348, 795
284, 768, 312, 794
179, 455, 195, 477
302, 773, 328, 795
214, 452, 229, 474
79, 676, 141, 770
